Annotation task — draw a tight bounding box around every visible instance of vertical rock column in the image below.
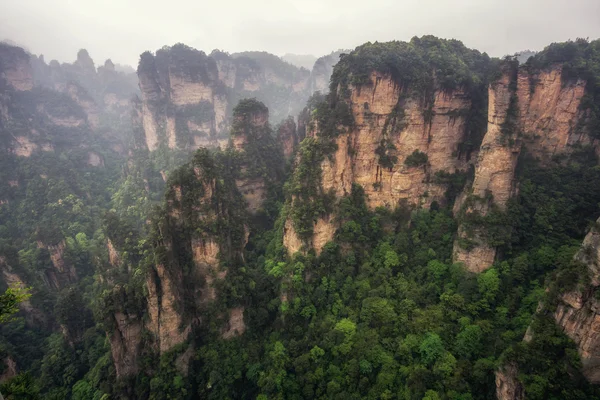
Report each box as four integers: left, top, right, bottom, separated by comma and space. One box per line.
453, 72, 521, 273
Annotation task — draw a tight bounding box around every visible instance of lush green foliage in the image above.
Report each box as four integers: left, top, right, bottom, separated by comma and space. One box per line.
330, 36, 497, 95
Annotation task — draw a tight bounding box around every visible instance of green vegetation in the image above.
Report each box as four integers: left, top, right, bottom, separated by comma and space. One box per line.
285, 137, 337, 241
330, 36, 497, 96
375, 138, 398, 169
404, 149, 429, 168
0, 285, 30, 323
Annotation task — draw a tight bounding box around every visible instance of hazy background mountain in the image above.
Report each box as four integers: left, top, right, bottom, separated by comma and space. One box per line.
281, 53, 317, 70
1, 0, 599, 66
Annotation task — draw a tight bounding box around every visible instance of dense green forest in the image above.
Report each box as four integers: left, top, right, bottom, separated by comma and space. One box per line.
1, 36, 600, 400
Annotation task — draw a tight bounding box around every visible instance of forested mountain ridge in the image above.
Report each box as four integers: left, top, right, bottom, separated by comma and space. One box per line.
1, 36, 600, 400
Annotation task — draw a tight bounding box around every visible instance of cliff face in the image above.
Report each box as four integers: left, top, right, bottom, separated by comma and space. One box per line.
28, 49, 138, 155
0, 43, 135, 158
553, 219, 600, 383
231, 99, 283, 213
140, 157, 248, 358
37, 239, 77, 290
0, 44, 34, 91
135, 45, 337, 153
106, 100, 282, 375
284, 70, 475, 255
276, 116, 298, 159
321, 72, 471, 209
109, 310, 143, 378
136, 45, 229, 151
283, 39, 594, 262
454, 65, 590, 272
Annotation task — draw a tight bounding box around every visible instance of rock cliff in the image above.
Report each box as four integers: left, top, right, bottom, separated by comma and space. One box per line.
454, 63, 591, 272
137, 148, 250, 362
283, 39, 597, 262
135, 45, 338, 153
553, 218, 600, 383
276, 116, 298, 159
495, 363, 525, 400
136, 45, 231, 151
37, 239, 78, 290
0, 43, 34, 91
283, 38, 491, 255
0, 43, 136, 158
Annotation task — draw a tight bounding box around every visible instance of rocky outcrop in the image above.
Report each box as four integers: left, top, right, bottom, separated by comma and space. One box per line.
283, 216, 336, 256
110, 310, 143, 378
321, 73, 471, 209
0, 256, 43, 324
552, 219, 600, 383
38, 240, 77, 290
284, 71, 475, 255
139, 135, 265, 357
0, 356, 18, 383
136, 45, 225, 151
65, 82, 100, 129
277, 117, 298, 159
221, 307, 246, 339
145, 264, 191, 353
231, 100, 272, 213
495, 363, 524, 400
87, 151, 104, 167
107, 238, 121, 267
135, 45, 338, 153
454, 65, 590, 272
0, 43, 34, 91
453, 72, 519, 272
0, 44, 136, 160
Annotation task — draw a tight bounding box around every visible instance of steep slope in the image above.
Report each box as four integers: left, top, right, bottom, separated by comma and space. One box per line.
553, 219, 600, 382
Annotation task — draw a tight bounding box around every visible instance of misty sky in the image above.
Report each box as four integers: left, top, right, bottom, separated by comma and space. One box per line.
1, 0, 599, 68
